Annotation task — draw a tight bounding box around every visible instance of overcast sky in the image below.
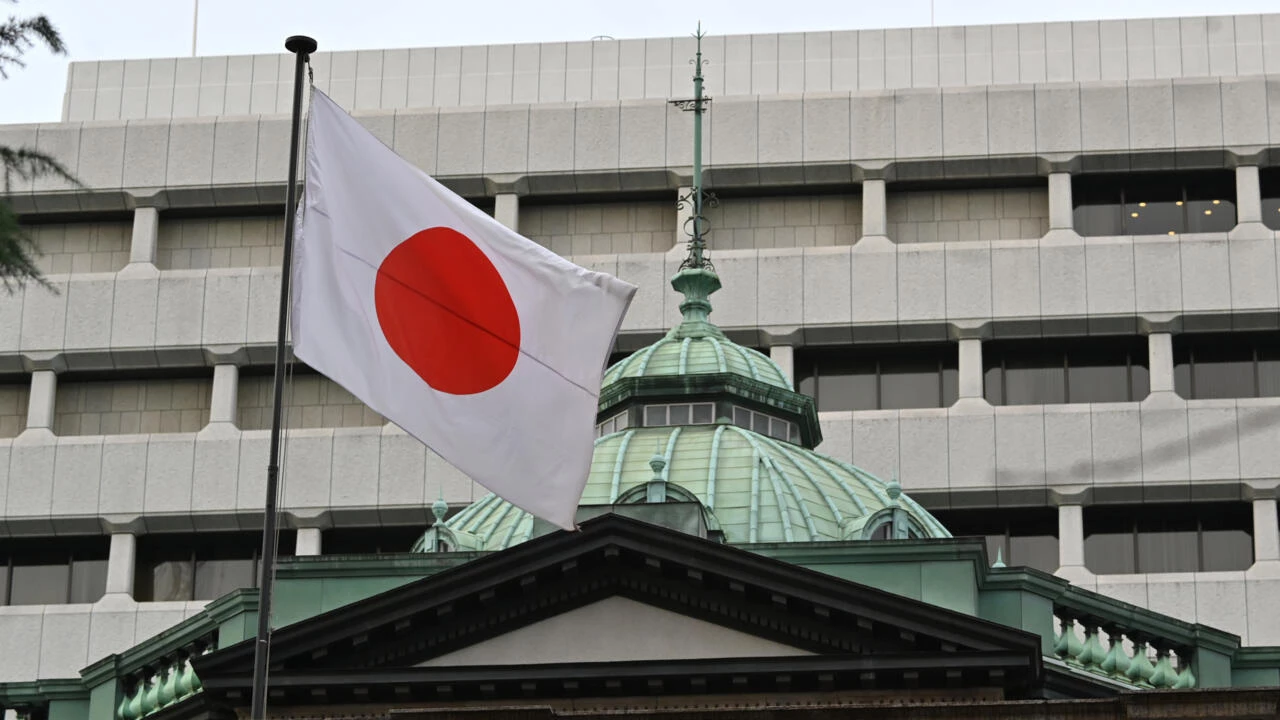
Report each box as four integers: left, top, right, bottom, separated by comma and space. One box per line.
2, 0, 1276, 124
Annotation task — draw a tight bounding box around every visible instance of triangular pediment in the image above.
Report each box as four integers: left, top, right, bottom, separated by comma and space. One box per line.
417, 596, 815, 667
194, 514, 1046, 708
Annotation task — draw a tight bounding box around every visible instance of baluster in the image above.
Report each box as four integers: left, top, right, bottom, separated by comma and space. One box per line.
1173, 649, 1197, 689
1054, 611, 1084, 665
1148, 645, 1178, 688
159, 660, 178, 708
1098, 625, 1131, 679
1077, 622, 1108, 670
1125, 638, 1156, 687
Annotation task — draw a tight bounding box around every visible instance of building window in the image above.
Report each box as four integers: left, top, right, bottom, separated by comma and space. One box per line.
1174, 332, 1280, 400
642, 402, 716, 428
1072, 171, 1236, 236
135, 532, 295, 602
983, 337, 1149, 406
596, 410, 630, 437
731, 406, 798, 442
930, 507, 1059, 573
1083, 503, 1253, 574
796, 345, 958, 411
0, 536, 109, 605
324, 526, 429, 555
1261, 168, 1280, 231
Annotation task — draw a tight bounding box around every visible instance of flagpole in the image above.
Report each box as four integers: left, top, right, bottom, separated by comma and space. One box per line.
251, 33, 316, 720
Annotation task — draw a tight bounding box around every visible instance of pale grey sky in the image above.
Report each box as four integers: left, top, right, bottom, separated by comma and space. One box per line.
1, 0, 1276, 124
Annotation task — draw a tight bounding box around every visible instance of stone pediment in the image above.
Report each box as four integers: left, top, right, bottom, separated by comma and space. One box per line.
193, 513, 1046, 710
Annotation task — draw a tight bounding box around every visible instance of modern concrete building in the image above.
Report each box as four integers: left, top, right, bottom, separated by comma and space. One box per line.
2, 10, 1280, 717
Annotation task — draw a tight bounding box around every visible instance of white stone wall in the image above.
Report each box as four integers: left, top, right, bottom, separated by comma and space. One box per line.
0, 383, 29, 438
519, 201, 674, 255
53, 378, 211, 435
886, 188, 1048, 243
704, 195, 862, 249
156, 216, 284, 270
237, 374, 383, 430
62, 15, 1280, 121
29, 222, 130, 275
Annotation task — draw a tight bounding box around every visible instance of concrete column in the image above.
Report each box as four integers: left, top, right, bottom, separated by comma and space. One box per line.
958, 338, 984, 400
209, 364, 239, 425
26, 369, 57, 431
861, 179, 887, 238
675, 185, 694, 249
296, 527, 323, 556
1236, 166, 1262, 224
1047, 172, 1073, 231
105, 533, 137, 596
494, 193, 520, 232
128, 206, 160, 266
769, 344, 795, 388
1148, 332, 1176, 394
1254, 499, 1279, 563
1058, 504, 1085, 570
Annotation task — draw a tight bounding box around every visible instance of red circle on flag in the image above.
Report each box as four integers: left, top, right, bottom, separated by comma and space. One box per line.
374, 227, 521, 395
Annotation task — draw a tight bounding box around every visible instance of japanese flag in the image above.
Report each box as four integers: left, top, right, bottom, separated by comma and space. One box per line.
291, 90, 637, 530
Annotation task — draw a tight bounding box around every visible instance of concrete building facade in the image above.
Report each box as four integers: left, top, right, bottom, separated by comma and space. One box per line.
1, 11, 1280, 689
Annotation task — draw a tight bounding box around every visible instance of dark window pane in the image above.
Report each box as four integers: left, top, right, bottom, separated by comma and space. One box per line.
692, 403, 714, 424
1085, 531, 1136, 574
880, 359, 941, 409
1174, 344, 1193, 398
733, 406, 750, 429
1201, 503, 1254, 572
0, 564, 7, 604
141, 560, 193, 602
70, 558, 108, 603
816, 361, 877, 411
1192, 346, 1255, 399
1185, 199, 1235, 233
644, 405, 666, 426
1067, 361, 1130, 403
1125, 199, 1183, 235
751, 411, 769, 435
323, 526, 427, 554
1131, 363, 1150, 400
1263, 197, 1280, 231
1259, 348, 1280, 398
1004, 359, 1065, 405
869, 523, 892, 540
1136, 510, 1199, 573
668, 404, 690, 425
941, 366, 958, 406
1085, 505, 1136, 574
984, 366, 1003, 405
1074, 202, 1123, 236
194, 558, 255, 601
9, 564, 68, 605
1010, 535, 1060, 573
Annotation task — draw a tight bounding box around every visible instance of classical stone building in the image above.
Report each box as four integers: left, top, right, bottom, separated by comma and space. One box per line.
2, 9, 1280, 720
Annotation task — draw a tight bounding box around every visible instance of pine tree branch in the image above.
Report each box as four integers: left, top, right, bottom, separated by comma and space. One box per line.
0, 200, 54, 293
0, 4, 66, 79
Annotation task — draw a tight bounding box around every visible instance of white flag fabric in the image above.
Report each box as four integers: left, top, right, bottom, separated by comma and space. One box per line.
292, 90, 637, 530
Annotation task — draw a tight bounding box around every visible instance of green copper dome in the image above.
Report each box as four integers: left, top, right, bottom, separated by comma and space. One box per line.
436, 424, 950, 551
602, 268, 790, 391
415, 69, 952, 554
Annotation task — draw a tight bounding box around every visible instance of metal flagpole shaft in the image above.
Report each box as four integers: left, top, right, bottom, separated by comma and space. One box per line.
251, 33, 317, 720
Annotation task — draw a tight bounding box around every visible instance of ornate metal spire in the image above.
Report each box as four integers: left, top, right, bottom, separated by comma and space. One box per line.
672, 23, 715, 272
668, 24, 723, 339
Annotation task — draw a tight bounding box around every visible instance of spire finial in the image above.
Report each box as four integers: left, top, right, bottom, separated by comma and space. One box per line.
668, 24, 723, 338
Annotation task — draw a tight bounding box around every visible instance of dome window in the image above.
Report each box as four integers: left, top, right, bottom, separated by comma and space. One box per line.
642, 402, 715, 427
596, 410, 631, 437
732, 406, 798, 443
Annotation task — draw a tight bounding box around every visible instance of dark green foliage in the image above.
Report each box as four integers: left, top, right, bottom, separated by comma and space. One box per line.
1, 0, 75, 292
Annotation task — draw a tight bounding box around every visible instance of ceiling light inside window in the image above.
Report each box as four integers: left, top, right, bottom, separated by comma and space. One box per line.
1204, 209, 1213, 215
1168, 230, 1176, 235
1212, 199, 1221, 205
1131, 212, 1140, 217
1139, 202, 1147, 207
1176, 201, 1184, 206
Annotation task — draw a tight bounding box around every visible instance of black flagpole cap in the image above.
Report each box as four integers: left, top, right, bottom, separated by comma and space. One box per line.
285, 35, 318, 55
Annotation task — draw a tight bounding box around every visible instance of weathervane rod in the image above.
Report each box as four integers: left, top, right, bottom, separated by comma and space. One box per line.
690, 22, 706, 267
